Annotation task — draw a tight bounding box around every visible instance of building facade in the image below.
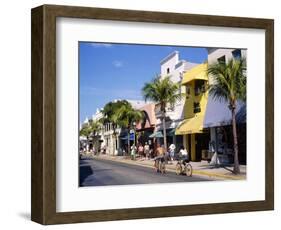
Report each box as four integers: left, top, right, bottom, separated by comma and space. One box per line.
175, 48, 247, 164
101, 100, 146, 155
175, 63, 209, 161
203, 48, 247, 164
155, 51, 198, 150
135, 103, 157, 154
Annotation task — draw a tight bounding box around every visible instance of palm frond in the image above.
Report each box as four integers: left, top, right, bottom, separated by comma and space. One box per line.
207, 57, 246, 105
142, 76, 181, 112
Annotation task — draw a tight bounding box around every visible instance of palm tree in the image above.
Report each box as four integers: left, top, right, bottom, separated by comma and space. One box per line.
142, 76, 182, 150
114, 103, 143, 155
207, 57, 246, 174
79, 119, 96, 152
90, 120, 101, 136
88, 119, 102, 152
99, 100, 131, 154
79, 123, 92, 139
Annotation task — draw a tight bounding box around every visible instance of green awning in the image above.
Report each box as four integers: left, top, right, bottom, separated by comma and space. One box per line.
149, 131, 163, 138
167, 128, 175, 136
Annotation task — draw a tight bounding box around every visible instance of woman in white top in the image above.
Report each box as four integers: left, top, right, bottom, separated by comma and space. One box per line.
179, 146, 189, 164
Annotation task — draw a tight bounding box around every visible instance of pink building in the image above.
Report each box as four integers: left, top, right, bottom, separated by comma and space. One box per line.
136, 103, 157, 151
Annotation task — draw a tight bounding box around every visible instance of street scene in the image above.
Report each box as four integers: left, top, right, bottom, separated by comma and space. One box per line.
79, 43, 247, 187
80, 156, 213, 186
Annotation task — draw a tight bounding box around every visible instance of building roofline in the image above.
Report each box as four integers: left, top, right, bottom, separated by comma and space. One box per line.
207, 48, 218, 55
160, 51, 179, 65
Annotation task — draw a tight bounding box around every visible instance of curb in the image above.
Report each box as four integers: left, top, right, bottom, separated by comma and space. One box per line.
91, 156, 246, 181
192, 170, 245, 180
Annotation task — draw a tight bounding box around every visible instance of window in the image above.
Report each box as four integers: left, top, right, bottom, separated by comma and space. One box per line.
193, 102, 201, 113
232, 49, 242, 60
186, 85, 191, 98
179, 72, 183, 80
194, 80, 205, 96
217, 55, 226, 64
167, 68, 170, 74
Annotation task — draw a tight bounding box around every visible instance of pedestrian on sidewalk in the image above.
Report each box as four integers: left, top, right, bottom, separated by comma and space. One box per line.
144, 142, 150, 159
131, 144, 137, 160
138, 144, 144, 159
168, 143, 176, 162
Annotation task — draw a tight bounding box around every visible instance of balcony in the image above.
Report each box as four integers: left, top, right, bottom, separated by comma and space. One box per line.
154, 104, 164, 118
154, 103, 176, 119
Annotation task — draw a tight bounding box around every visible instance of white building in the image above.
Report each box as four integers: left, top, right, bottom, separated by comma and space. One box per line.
204, 48, 247, 164
99, 99, 147, 155
207, 48, 247, 83
155, 51, 198, 147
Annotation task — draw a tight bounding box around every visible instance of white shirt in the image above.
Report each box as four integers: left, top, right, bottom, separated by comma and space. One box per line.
180, 149, 188, 156
169, 144, 176, 151
144, 145, 150, 151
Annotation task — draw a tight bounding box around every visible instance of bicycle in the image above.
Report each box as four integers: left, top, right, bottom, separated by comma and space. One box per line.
176, 158, 192, 177
154, 156, 166, 174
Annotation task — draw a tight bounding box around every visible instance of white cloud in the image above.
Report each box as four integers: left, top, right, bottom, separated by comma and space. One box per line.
89, 43, 112, 48
112, 60, 123, 68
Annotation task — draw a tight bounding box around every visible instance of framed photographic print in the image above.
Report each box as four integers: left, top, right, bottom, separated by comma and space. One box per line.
31, 4, 274, 225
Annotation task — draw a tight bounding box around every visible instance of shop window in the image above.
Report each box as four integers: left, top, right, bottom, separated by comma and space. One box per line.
186, 85, 191, 98
194, 80, 205, 96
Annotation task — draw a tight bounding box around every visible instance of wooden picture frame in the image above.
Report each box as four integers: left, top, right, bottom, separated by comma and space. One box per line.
31, 4, 274, 225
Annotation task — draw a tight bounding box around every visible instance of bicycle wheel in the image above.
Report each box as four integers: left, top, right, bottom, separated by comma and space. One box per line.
185, 164, 192, 177
160, 161, 166, 174
176, 163, 182, 175
154, 160, 159, 172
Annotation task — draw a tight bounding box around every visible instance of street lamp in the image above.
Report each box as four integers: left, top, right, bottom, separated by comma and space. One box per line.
133, 121, 136, 147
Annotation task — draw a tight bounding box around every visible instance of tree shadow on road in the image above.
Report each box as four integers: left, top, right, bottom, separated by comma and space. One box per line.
79, 165, 93, 186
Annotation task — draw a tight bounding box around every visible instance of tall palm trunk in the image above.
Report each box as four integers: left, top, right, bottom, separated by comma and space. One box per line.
231, 106, 240, 174
162, 111, 167, 151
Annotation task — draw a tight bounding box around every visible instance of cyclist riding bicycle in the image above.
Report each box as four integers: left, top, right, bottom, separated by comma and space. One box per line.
176, 146, 192, 177
178, 146, 189, 165
154, 144, 165, 172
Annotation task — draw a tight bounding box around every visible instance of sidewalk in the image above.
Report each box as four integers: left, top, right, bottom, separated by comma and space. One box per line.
92, 154, 247, 181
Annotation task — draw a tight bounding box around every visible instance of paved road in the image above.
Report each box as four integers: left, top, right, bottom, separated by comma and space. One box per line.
80, 157, 211, 186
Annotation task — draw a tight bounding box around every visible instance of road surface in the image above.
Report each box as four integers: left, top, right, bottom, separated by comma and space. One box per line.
79, 157, 211, 186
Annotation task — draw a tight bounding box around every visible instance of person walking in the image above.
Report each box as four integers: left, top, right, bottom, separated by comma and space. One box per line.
144, 142, 150, 159
138, 144, 144, 159
169, 143, 176, 162
131, 144, 137, 160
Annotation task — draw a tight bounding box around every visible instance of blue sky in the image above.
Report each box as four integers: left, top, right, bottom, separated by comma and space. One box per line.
79, 42, 208, 124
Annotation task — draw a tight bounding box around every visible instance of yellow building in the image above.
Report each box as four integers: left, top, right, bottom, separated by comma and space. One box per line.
175, 63, 209, 161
